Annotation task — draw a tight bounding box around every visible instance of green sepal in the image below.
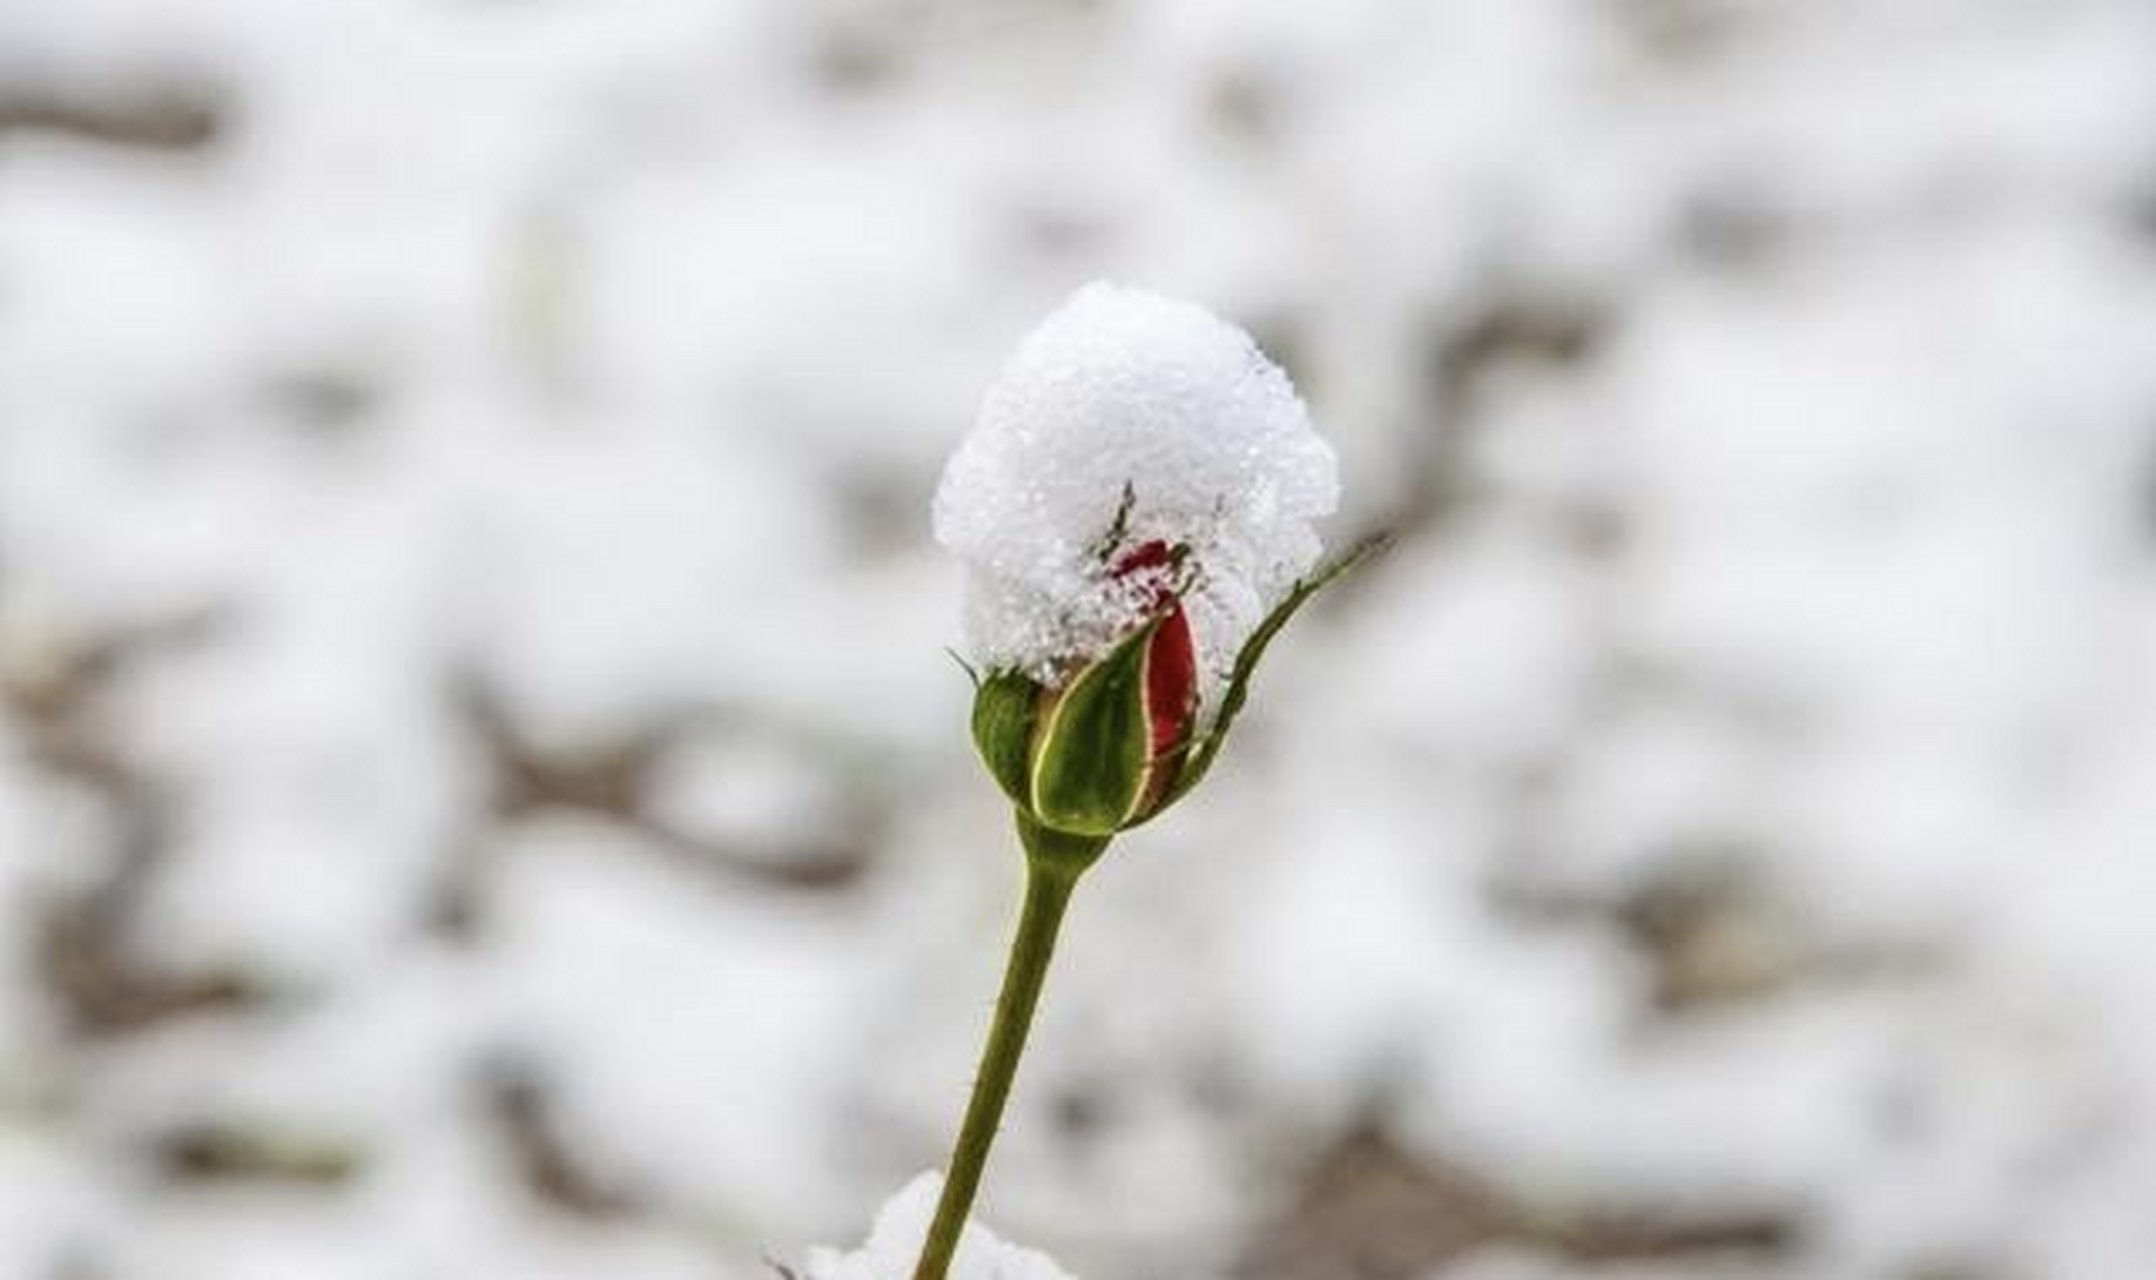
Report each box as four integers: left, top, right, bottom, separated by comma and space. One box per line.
1015, 808, 1111, 878
970, 669, 1044, 808
1027, 616, 1161, 836
1151, 535, 1388, 812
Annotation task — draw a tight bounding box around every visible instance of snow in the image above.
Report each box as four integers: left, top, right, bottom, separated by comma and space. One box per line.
932, 282, 1337, 690
801, 1174, 1073, 1280
1, 1, 2155, 1279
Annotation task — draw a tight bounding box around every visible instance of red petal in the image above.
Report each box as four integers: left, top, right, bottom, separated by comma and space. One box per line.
1144, 599, 1197, 760
1113, 540, 1175, 581
1113, 539, 1197, 762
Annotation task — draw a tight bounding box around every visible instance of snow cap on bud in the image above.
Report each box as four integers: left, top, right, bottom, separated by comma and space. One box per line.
939, 283, 1369, 848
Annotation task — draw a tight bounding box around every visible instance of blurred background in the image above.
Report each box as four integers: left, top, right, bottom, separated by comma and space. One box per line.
4, 1, 2156, 1278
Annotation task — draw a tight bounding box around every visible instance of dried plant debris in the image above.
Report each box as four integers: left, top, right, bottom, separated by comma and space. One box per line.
1493, 855, 1942, 1020
4, 609, 266, 1036
1425, 291, 1609, 427
445, 675, 878, 913
1239, 1128, 1511, 1280
478, 1055, 645, 1221
1396, 291, 1613, 539
1, 607, 225, 780
1613, 860, 1809, 1014
35, 891, 266, 1038
150, 1120, 363, 1187
1239, 1127, 1797, 1280
0, 74, 230, 152
457, 676, 676, 824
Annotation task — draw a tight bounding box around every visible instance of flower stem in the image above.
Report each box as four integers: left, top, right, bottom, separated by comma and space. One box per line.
912, 846, 1091, 1280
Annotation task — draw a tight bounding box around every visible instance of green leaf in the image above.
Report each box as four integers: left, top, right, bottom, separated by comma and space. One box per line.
1157, 534, 1388, 809
970, 669, 1043, 808
1027, 617, 1160, 836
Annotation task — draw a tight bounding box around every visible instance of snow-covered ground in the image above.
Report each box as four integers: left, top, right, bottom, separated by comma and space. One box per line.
4, 1, 2156, 1277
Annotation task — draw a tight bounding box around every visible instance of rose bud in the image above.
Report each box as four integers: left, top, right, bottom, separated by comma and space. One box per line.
966, 530, 1376, 856
967, 540, 1194, 839
935, 282, 1374, 863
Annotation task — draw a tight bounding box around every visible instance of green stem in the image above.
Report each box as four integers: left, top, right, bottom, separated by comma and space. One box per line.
912, 840, 1094, 1280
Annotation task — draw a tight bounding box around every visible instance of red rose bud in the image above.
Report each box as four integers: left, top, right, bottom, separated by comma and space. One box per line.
967, 543, 1200, 840
965, 535, 1382, 849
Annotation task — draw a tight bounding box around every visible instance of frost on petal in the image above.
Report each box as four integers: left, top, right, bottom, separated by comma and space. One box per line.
933, 282, 1338, 697
800, 1173, 1077, 1280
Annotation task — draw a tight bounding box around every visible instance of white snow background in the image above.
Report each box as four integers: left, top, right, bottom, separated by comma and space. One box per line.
3, 1, 2156, 1278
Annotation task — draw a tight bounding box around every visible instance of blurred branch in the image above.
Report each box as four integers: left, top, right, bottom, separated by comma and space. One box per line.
0, 75, 229, 152
2, 607, 269, 1037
